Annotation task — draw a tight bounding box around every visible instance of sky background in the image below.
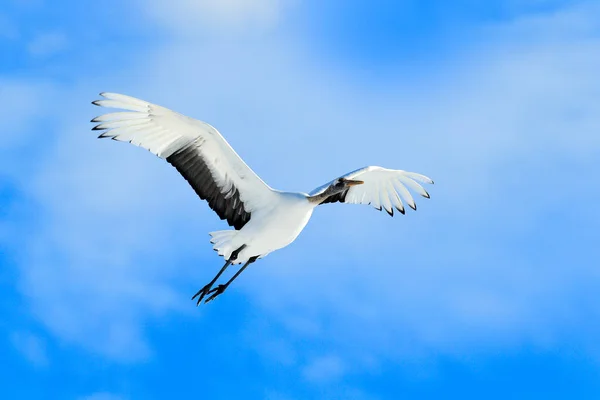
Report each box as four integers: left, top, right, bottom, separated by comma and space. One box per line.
1, 0, 600, 398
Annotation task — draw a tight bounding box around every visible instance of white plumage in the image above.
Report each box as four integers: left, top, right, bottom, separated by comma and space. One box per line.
92, 93, 434, 304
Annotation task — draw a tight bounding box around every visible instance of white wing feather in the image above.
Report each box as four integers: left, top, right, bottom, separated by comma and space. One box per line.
310, 166, 433, 215
92, 92, 276, 213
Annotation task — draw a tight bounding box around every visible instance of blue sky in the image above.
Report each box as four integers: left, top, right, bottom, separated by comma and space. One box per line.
2, 0, 600, 398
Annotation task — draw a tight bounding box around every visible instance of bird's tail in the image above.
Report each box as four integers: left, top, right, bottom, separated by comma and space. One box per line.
209, 230, 240, 261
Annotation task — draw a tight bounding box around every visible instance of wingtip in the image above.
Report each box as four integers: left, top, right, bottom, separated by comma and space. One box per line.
92, 93, 113, 106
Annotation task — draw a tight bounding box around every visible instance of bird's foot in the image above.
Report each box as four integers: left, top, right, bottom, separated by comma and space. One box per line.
205, 284, 228, 303
191, 283, 214, 306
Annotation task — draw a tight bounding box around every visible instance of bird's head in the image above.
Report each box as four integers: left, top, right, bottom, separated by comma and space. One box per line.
327, 177, 364, 195
307, 177, 365, 204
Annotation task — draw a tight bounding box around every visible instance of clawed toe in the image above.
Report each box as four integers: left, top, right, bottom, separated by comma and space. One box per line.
191, 253, 258, 306
205, 284, 227, 303
191, 283, 213, 306
190, 283, 229, 305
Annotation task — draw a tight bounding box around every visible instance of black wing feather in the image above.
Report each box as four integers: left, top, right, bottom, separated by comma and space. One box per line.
319, 189, 349, 205
166, 142, 251, 230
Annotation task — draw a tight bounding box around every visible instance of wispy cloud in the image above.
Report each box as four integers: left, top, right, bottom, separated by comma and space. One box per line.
0, 80, 55, 150
141, 0, 291, 36
10, 331, 48, 367
303, 354, 346, 383
27, 32, 68, 57
7, 0, 600, 376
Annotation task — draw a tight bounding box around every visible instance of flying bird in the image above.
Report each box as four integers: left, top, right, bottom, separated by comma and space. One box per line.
91, 93, 434, 304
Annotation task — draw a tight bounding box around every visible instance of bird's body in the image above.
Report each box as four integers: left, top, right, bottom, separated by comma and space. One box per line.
211, 191, 314, 264
92, 92, 434, 303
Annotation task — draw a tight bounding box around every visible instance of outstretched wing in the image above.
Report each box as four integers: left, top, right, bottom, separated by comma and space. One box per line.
309, 166, 433, 215
92, 92, 276, 230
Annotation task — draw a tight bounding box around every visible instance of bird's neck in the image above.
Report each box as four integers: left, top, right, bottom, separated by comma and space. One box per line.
306, 187, 336, 205
306, 193, 327, 205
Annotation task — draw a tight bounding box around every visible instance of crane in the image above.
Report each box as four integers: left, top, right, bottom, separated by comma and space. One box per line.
92, 93, 433, 304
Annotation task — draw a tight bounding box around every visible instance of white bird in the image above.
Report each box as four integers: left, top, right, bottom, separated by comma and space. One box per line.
92, 93, 434, 304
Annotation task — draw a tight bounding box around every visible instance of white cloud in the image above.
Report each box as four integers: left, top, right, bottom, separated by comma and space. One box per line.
9, 0, 600, 368
27, 32, 68, 57
20, 110, 196, 360
141, 0, 291, 36
0, 80, 57, 150
230, 0, 600, 364
0, 79, 62, 188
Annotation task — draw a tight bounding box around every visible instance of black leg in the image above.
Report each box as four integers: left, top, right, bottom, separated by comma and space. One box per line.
205, 255, 259, 303
191, 245, 246, 306
191, 259, 231, 305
